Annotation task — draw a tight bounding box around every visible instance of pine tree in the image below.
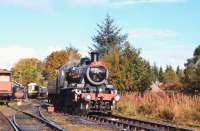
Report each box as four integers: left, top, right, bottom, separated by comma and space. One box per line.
151, 64, 159, 82
183, 45, 200, 94
163, 65, 181, 90
176, 66, 183, 80
91, 15, 127, 56
158, 67, 164, 82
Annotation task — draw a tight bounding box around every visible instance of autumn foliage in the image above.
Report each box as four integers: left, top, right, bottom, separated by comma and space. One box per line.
45, 48, 80, 80
12, 58, 44, 85
116, 92, 200, 128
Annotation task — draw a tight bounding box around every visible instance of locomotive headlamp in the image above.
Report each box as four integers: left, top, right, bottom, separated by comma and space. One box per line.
85, 94, 91, 101
114, 95, 120, 102
114, 89, 117, 94
99, 88, 103, 92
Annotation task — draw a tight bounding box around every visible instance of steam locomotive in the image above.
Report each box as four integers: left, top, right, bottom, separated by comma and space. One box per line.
48, 52, 120, 114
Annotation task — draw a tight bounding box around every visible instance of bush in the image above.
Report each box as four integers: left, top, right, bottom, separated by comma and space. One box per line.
158, 108, 175, 121
137, 104, 153, 115
115, 92, 200, 126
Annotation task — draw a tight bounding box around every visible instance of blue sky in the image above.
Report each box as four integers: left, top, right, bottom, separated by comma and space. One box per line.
0, 0, 199, 69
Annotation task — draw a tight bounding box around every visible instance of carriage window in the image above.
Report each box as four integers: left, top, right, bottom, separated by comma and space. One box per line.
0, 73, 11, 82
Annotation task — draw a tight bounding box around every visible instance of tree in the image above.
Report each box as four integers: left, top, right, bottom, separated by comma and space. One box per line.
176, 66, 183, 80
103, 48, 124, 93
151, 64, 159, 82
163, 65, 182, 90
103, 42, 152, 93
12, 58, 44, 86
45, 47, 80, 80
158, 67, 164, 82
183, 45, 200, 94
91, 15, 127, 56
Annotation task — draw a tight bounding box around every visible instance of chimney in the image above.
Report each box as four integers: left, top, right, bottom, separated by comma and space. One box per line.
91, 52, 99, 62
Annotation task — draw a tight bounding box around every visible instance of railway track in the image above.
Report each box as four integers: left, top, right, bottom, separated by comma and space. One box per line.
8, 104, 65, 131
83, 114, 193, 131
0, 111, 15, 131
33, 99, 194, 131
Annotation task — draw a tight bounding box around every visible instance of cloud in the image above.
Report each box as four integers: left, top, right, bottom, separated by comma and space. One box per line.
128, 28, 192, 68
140, 43, 194, 69
0, 0, 186, 10
0, 0, 53, 11
68, 0, 108, 5
111, 0, 187, 6
130, 28, 178, 39
67, 0, 187, 6
0, 46, 37, 69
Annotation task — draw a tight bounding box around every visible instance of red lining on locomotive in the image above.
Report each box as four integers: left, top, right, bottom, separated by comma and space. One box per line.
90, 61, 107, 68
81, 93, 116, 101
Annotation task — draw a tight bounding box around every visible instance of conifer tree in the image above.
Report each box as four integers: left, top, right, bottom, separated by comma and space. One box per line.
176, 66, 183, 80
163, 65, 181, 90
151, 64, 159, 82
183, 45, 200, 94
91, 15, 127, 56
158, 67, 164, 82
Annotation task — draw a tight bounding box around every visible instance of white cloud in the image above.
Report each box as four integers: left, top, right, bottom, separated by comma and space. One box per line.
0, 46, 37, 69
0, 0, 53, 11
67, 0, 187, 6
140, 43, 194, 69
130, 28, 178, 39
0, 0, 186, 9
68, 0, 108, 5
111, 0, 187, 6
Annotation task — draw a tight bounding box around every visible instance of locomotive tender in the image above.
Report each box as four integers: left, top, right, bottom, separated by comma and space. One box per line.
48, 52, 120, 114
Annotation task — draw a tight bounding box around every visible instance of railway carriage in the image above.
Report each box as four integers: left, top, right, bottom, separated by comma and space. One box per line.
48, 52, 120, 114
27, 83, 40, 98
0, 69, 12, 102
27, 83, 48, 98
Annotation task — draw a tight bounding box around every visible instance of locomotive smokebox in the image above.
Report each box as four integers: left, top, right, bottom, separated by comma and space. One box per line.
91, 52, 99, 62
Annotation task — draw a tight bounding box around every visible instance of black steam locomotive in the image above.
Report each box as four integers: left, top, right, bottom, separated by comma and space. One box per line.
48, 52, 120, 114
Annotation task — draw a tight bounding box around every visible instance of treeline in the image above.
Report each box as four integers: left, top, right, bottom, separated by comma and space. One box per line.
11, 15, 200, 95
11, 47, 80, 86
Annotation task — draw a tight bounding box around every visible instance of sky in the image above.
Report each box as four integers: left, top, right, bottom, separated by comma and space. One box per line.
0, 0, 199, 69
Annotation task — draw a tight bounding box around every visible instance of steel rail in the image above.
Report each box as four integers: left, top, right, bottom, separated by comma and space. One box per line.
84, 114, 193, 131
8, 105, 65, 131
0, 111, 19, 131
12, 115, 21, 131
110, 114, 193, 131
38, 106, 65, 131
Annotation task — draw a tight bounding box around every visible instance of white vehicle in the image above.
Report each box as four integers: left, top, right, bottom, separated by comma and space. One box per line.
27, 83, 39, 98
